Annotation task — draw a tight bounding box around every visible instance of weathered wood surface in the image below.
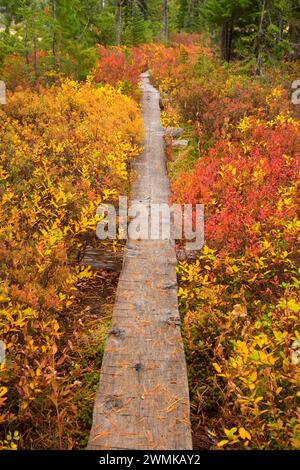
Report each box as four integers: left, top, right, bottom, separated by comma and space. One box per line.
88, 72, 192, 450
81, 245, 123, 273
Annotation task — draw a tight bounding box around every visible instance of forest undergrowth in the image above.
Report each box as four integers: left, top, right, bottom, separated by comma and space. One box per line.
0, 33, 299, 449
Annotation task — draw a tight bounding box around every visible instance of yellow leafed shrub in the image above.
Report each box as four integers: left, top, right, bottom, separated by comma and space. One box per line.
0, 79, 143, 448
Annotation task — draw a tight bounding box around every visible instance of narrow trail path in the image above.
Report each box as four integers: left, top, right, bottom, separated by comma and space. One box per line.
88, 72, 192, 450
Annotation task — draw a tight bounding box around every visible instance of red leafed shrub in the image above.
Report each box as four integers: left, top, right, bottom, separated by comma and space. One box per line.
171, 57, 300, 449
94, 45, 145, 87
169, 32, 203, 47
93, 43, 204, 95
177, 77, 292, 137
172, 120, 300, 255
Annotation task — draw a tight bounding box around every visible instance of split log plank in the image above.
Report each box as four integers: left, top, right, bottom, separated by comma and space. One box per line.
88, 72, 192, 450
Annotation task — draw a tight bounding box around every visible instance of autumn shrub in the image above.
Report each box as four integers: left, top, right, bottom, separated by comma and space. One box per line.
173, 119, 299, 253
92, 43, 300, 449
0, 79, 142, 449
0, 54, 38, 90
93, 42, 202, 100
1, 37, 299, 451
169, 32, 204, 47
170, 66, 300, 448
178, 236, 300, 449
94, 45, 145, 92
109, 36, 300, 451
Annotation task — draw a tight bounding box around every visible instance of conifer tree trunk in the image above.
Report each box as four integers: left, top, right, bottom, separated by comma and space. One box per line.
255, 0, 267, 75
24, 22, 30, 65
33, 30, 38, 80
163, 0, 169, 42
220, 21, 228, 60
228, 19, 233, 61
220, 19, 234, 62
116, 0, 122, 45
52, 0, 57, 68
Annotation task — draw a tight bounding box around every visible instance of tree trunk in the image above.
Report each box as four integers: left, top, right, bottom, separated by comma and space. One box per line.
139, 0, 148, 20
227, 20, 233, 61
255, 0, 266, 75
116, 1, 122, 45
5, 15, 12, 35
186, 0, 197, 30
290, 6, 300, 59
33, 34, 38, 80
52, 0, 57, 68
220, 19, 234, 62
24, 22, 30, 66
163, 0, 169, 43
220, 21, 228, 61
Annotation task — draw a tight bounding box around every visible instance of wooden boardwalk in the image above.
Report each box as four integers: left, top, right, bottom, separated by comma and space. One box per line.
88, 72, 192, 450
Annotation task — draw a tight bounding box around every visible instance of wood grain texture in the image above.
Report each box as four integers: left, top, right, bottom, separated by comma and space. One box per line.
88, 72, 192, 450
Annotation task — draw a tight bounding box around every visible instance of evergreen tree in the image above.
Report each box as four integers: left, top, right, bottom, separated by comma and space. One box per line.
1, 0, 298, 80
199, 0, 298, 64
200, 0, 253, 61
177, 0, 204, 31
124, 0, 149, 45
18, 1, 45, 77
